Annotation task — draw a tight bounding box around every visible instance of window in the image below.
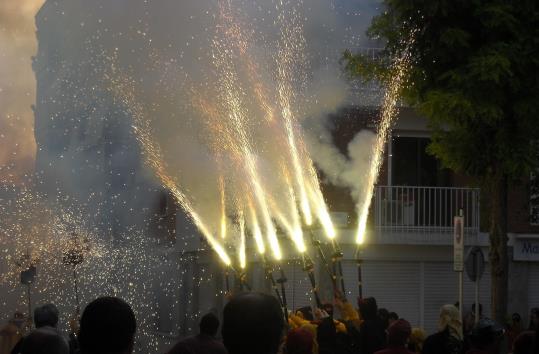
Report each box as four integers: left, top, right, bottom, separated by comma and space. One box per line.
392, 137, 449, 187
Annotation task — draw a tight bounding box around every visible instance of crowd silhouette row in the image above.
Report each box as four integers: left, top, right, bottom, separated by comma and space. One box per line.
1, 293, 538, 354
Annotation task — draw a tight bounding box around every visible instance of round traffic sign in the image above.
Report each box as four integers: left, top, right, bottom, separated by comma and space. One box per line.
465, 246, 485, 282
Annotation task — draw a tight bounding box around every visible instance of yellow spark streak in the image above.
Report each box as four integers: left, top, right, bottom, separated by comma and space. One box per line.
108, 72, 231, 265
276, 0, 337, 238
282, 166, 306, 252
356, 38, 414, 245
306, 179, 336, 240
275, 3, 313, 226
131, 126, 231, 265
247, 198, 265, 254
214, 2, 281, 260
238, 209, 246, 269
219, 4, 275, 123
188, 86, 243, 159
219, 175, 227, 240
246, 153, 281, 260
282, 106, 313, 225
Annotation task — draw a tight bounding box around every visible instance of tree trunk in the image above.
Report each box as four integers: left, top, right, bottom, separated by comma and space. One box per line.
487, 172, 509, 322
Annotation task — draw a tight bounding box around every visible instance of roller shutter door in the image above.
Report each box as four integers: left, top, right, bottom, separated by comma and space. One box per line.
423, 262, 457, 333
281, 261, 314, 310
424, 261, 491, 334
362, 261, 421, 327
341, 261, 361, 303
528, 263, 539, 309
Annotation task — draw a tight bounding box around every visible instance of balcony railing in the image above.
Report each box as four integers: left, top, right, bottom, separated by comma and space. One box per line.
373, 186, 480, 244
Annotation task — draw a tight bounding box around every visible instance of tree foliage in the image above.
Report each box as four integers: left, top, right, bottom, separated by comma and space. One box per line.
346, 0, 539, 180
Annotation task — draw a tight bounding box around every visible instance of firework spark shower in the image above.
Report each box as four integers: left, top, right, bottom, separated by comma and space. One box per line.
109, 0, 384, 265
0, 0, 412, 351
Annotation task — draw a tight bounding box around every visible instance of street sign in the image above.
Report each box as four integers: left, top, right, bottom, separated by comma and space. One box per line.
20, 265, 36, 285
465, 246, 485, 282
454, 216, 464, 271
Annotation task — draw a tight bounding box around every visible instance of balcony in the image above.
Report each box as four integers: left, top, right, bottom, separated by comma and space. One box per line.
373, 186, 480, 245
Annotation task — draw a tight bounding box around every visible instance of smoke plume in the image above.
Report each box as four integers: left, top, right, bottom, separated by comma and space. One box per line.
3, 0, 383, 246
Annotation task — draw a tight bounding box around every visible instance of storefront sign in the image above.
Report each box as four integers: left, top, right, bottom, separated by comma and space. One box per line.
514, 236, 539, 261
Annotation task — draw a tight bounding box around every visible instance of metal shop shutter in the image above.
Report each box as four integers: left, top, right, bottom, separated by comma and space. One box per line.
424, 262, 459, 334
362, 261, 421, 327
246, 262, 268, 293
528, 263, 539, 309
341, 261, 361, 304
281, 261, 314, 310
424, 261, 491, 335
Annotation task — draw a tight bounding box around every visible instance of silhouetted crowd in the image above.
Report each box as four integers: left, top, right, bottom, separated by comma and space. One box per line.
1, 293, 538, 354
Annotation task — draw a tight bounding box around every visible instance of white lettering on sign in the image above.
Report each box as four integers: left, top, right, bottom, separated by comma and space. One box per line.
522, 242, 539, 254
514, 237, 539, 261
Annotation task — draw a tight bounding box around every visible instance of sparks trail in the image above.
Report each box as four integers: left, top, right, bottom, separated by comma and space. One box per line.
100, 0, 344, 269
355, 34, 416, 245
106, 68, 232, 266
214, 1, 281, 260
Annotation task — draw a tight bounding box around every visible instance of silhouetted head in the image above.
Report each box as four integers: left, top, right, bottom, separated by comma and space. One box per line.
317, 317, 337, 348
439, 304, 462, 339
34, 304, 59, 328
388, 312, 399, 325
321, 303, 334, 318
408, 327, 426, 352
513, 331, 535, 354
199, 312, 220, 337
286, 327, 314, 354
11, 311, 25, 327
79, 297, 137, 354
22, 327, 69, 354
470, 318, 504, 350
296, 306, 313, 321
358, 297, 378, 321
387, 319, 411, 347
378, 308, 389, 329
530, 308, 539, 329
222, 292, 284, 354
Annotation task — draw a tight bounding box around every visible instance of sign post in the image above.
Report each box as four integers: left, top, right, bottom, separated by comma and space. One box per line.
20, 265, 37, 324
465, 246, 485, 325
475, 255, 479, 325
454, 210, 464, 321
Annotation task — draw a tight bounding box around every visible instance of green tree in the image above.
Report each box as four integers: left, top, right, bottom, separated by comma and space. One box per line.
345, 0, 539, 321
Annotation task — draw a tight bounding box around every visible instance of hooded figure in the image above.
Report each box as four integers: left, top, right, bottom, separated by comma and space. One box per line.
422, 304, 463, 354
358, 297, 386, 354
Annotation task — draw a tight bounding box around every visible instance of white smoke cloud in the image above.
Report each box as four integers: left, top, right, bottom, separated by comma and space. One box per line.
6, 0, 382, 244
